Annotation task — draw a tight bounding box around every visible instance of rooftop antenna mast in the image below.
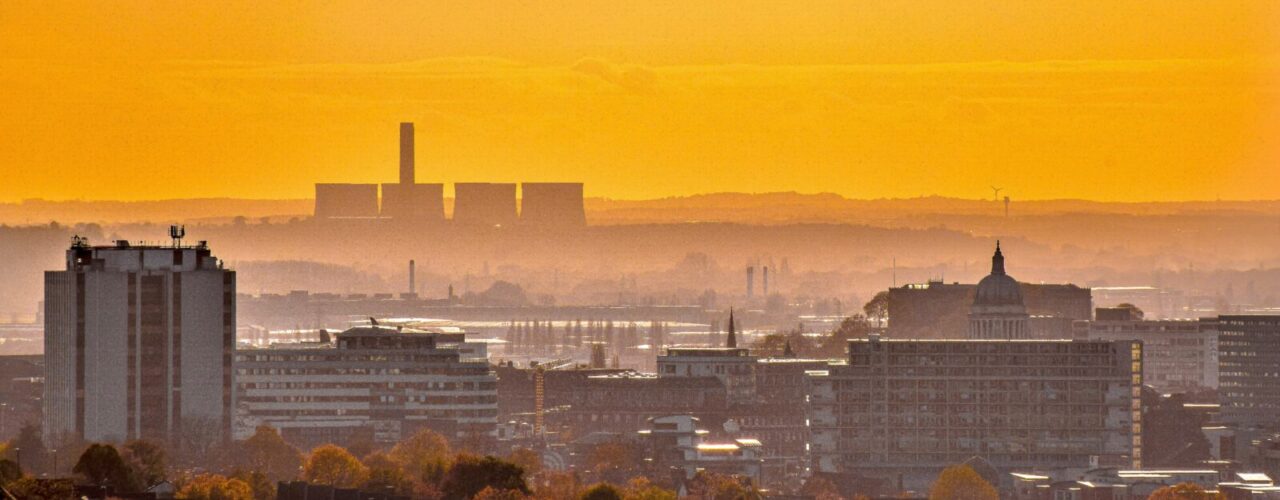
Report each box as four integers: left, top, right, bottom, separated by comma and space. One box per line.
168, 225, 185, 247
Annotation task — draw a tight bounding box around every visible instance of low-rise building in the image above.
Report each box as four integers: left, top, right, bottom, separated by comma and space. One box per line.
234, 325, 497, 449
638, 415, 763, 488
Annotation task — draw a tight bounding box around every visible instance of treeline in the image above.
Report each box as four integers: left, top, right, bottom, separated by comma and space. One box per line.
0, 425, 761, 500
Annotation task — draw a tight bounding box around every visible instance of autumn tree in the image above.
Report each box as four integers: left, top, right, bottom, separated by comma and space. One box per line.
802, 475, 843, 500
581, 483, 623, 500
180, 473, 254, 500
686, 471, 759, 500
474, 485, 530, 500
441, 454, 530, 500
363, 451, 415, 496
6, 477, 75, 500
531, 470, 582, 500
585, 441, 642, 484
1148, 482, 1222, 500
239, 426, 303, 482
304, 444, 367, 488
622, 477, 677, 500
928, 464, 998, 500
229, 469, 274, 500
73, 443, 139, 492
508, 447, 542, 478
390, 428, 453, 485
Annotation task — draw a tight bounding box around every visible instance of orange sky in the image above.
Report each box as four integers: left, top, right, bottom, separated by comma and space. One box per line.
1, 1, 1278, 202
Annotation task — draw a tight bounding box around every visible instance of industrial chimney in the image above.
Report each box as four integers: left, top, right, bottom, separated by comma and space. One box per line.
409, 260, 416, 295
400, 122, 415, 185
763, 266, 769, 296
746, 266, 755, 299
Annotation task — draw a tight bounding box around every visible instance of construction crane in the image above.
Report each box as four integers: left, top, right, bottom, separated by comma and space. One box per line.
533, 358, 575, 436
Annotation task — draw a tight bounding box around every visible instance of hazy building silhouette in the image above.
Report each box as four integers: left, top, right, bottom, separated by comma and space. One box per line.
809, 336, 1142, 489
1217, 315, 1280, 430
520, 182, 585, 226
380, 183, 445, 221
887, 245, 1091, 339
453, 182, 517, 227
1075, 308, 1218, 392
314, 183, 379, 218
43, 234, 235, 445
968, 242, 1030, 339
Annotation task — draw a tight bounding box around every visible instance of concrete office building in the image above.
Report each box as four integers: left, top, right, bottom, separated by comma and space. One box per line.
453, 183, 518, 227
44, 233, 235, 445
234, 325, 497, 448
1075, 308, 1219, 392
809, 337, 1142, 489
314, 183, 379, 218
520, 182, 586, 226
1218, 315, 1280, 430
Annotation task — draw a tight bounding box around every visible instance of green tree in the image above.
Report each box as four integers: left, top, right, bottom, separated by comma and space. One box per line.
73, 443, 139, 492
303, 444, 366, 488
581, 483, 623, 500
122, 439, 167, 488
928, 464, 998, 500
441, 454, 529, 500
239, 426, 303, 482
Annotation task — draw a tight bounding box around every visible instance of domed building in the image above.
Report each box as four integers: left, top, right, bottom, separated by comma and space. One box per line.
968, 242, 1030, 339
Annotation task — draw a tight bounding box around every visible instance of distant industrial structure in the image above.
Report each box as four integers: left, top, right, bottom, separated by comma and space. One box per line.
314, 123, 585, 227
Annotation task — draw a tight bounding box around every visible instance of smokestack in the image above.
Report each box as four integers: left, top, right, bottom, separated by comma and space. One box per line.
746, 266, 755, 299
763, 266, 769, 296
400, 122, 415, 185
409, 260, 416, 295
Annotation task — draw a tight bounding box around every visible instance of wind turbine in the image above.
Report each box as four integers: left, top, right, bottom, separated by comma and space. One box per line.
990, 186, 1003, 202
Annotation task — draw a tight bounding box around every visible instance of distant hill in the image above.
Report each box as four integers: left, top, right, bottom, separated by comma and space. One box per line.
3, 193, 1279, 225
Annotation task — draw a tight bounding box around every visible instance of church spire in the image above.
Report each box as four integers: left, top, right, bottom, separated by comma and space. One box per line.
726, 308, 737, 348
783, 338, 795, 357
991, 240, 1005, 275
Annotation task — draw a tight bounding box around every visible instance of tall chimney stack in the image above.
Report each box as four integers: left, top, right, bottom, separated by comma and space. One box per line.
400, 122, 415, 185
763, 266, 769, 296
409, 260, 416, 295
746, 266, 755, 299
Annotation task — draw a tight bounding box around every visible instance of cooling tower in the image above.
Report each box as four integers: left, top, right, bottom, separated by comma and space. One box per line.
453, 183, 517, 227
314, 183, 379, 218
381, 183, 445, 221
520, 182, 586, 226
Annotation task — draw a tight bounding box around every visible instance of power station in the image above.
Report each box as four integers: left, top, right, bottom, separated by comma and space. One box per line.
314, 123, 585, 227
